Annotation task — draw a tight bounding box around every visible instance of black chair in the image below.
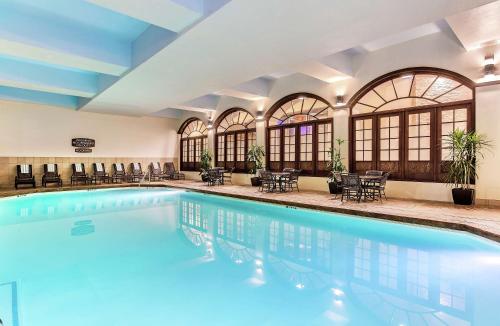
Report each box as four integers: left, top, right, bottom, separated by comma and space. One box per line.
259, 171, 274, 192
42, 163, 62, 187
341, 173, 362, 202
149, 162, 168, 181
164, 162, 185, 180
112, 163, 128, 183
284, 169, 301, 192
130, 163, 145, 182
93, 163, 111, 184
71, 163, 89, 185
367, 172, 390, 201
15, 164, 36, 189
223, 167, 234, 184
206, 169, 223, 186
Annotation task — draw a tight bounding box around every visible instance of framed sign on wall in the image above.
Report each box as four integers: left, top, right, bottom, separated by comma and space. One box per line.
72, 138, 95, 153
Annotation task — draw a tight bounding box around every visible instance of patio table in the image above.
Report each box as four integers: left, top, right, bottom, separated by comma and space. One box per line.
271, 172, 290, 192
359, 175, 383, 201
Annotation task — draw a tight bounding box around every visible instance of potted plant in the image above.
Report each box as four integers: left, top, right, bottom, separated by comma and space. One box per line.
326, 138, 346, 195
199, 149, 213, 182
247, 144, 265, 186
443, 129, 491, 205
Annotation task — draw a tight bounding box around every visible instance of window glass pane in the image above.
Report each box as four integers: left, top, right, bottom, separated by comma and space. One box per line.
380, 139, 389, 150
380, 150, 389, 161
420, 125, 430, 137
420, 149, 430, 161
390, 150, 399, 161
380, 128, 389, 139
409, 149, 418, 161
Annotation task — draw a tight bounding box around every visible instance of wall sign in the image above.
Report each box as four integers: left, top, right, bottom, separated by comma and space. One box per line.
72, 138, 95, 148
75, 148, 92, 153
72, 138, 95, 153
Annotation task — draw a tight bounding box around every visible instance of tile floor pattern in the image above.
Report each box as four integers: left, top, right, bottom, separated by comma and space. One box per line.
1, 180, 500, 243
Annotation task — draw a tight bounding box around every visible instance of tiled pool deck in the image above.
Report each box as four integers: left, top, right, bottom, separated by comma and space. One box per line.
2, 180, 500, 242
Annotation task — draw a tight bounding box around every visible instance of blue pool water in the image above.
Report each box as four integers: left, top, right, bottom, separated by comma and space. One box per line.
0, 188, 499, 326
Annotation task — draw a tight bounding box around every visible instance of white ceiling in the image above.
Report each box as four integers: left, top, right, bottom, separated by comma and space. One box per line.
81, 0, 496, 116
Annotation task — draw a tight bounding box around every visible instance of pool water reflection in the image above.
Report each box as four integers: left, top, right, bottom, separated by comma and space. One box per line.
0, 188, 499, 325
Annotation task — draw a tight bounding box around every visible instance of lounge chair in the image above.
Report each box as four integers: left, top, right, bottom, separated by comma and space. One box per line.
42, 163, 62, 187
71, 163, 89, 185
149, 162, 168, 181
93, 163, 111, 184
112, 163, 128, 183
163, 162, 185, 180
15, 164, 36, 189
130, 163, 145, 182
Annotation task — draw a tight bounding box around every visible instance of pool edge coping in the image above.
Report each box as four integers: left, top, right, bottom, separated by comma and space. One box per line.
1, 182, 499, 243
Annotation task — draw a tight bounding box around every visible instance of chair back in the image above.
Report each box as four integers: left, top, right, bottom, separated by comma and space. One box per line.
342, 173, 361, 188
150, 162, 162, 175
94, 163, 106, 176
17, 164, 33, 178
290, 169, 301, 181
380, 172, 390, 186
366, 170, 383, 176
44, 164, 58, 177
114, 163, 125, 175
164, 162, 175, 174
332, 172, 342, 184
73, 163, 86, 176
132, 163, 143, 175
260, 170, 273, 182
283, 168, 295, 173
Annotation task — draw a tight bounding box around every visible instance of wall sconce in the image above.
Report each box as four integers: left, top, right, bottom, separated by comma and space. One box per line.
256, 111, 264, 120
335, 95, 346, 106
207, 119, 213, 129
484, 54, 496, 79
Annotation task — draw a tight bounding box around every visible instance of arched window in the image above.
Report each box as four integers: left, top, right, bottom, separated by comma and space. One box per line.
349, 67, 474, 182
215, 108, 256, 172
178, 118, 208, 171
266, 93, 335, 176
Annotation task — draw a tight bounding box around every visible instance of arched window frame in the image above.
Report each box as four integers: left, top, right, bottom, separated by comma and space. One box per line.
178, 118, 208, 171
265, 93, 335, 176
348, 67, 475, 182
214, 108, 256, 173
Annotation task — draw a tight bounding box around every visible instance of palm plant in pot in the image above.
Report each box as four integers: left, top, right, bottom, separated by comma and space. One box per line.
247, 144, 265, 186
199, 149, 212, 182
326, 138, 346, 194
443, 129, 491, 205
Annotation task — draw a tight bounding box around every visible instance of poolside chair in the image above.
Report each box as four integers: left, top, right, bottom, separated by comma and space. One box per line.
206, 169, 223, 186
112, 163, 128, 183
366, 170, 384, 176
365, 172, 390, 201
93, 163, 111, 184
42, 163, 62, 187
15, 164, 36, 189
149, 162, 168, 181
259, 170, 274, 192
163, 162, 185, 180
71, 163, 89, 185
284, 169, 301, 192
341, 173, 362, 202
130, 163, 145, 182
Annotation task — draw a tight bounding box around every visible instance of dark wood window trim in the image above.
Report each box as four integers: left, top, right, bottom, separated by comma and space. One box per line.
266, 118, 333, 176
178, 117, 208, 172
214, 108, 256, 173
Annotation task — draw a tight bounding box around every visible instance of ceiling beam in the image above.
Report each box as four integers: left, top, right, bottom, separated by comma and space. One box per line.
0, 56, 97, 98
87, 0, 203, 32
0, 86, 78, 109
0, 3, 130, 76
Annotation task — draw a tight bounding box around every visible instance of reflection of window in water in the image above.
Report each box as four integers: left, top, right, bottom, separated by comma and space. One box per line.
236, 214, 244, 242
182, 202, 188, 223
269, 221, 279, 252
299, 227, 312, 262
407, 249, 429, 299
284, 223, 295, 252
439, 257, 466, 311
188, 202, 194, 225
217, 209, 224, 235
379, 243, 398, 289
226, 212, 234, 239
354, 239, 371, 281
195, 204, 201, 227
247, 216, 256, 245
316, 230, 331, 268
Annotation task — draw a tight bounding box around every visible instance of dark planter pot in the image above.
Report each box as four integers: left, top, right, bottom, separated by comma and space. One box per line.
201, 174, 209, 182
250, 177, 261, 187
328, 181, 342, 195
452, 188, 474, 205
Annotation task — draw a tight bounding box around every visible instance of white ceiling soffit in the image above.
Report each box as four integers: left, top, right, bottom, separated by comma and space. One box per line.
294, 61, 351, 84
86, 0, 202, 33
360, 22, 443, 52
181, 94, 220, 111
214, 77, 274, 101
446, 1, 500, 51
82, 0, 496, 116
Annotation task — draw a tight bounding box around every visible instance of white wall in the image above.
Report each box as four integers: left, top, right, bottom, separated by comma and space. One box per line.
0, 100, 179, 158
